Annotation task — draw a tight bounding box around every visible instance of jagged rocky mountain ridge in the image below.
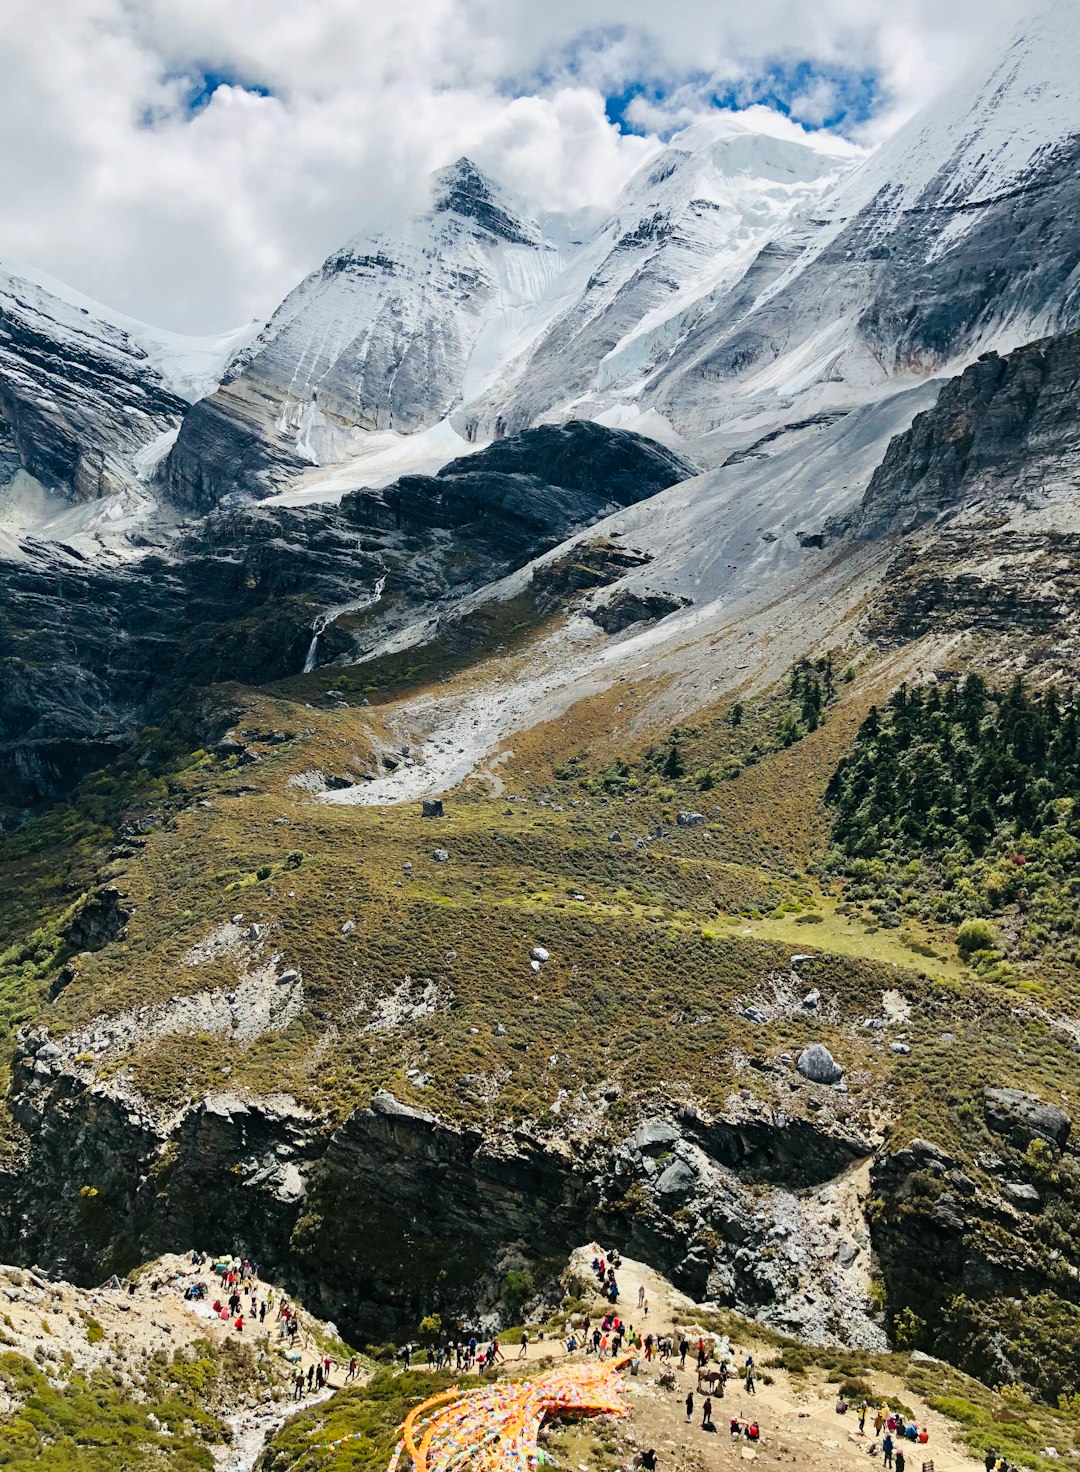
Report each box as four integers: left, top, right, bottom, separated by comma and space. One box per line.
161, 126, 856, 511
159, 0, 1080, 513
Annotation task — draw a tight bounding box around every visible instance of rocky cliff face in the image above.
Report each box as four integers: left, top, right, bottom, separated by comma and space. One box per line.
344, 421, 695, 551
0, 271, 189, 505
0, 422, 694, 815
0, 1027, 883, 1349
844, 330, 1080, 537
0, 506, 384, 813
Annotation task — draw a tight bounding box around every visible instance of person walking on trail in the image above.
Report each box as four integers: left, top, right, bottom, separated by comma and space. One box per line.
895, 1451, 906, 1472
883, 1433, 894, 1468
745, 1365, 755, 1395
348, 1356, 358, 1382
679, 1337, 689, 1369
294, 1369, 305, 1401
859, 1403, 868, 1434
702, 1396, 714, 1431
685, 1392, 694, 1422
518, 1332, 529, 1360
638, 1284, 645, 1308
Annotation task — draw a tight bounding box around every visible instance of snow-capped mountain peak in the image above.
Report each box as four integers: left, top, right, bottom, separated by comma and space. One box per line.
825, 0, 1080, 227
430, 157, 544, 247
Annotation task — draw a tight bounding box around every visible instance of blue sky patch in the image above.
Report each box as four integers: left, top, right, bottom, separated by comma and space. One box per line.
179, 69, 272, 115
605, 61, 880, 138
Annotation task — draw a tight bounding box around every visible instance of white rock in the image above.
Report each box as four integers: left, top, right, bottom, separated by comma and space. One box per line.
797, 1043, 844, 1085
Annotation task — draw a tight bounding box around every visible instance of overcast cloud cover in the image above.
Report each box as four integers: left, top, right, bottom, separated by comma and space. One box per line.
2, 0, 1019, 332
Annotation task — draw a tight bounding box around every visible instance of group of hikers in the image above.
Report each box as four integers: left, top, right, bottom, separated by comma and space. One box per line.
176, 1243, 956, 1472
185, 1249, 363, 1398
684, 1388, 760, 1439
290, 1351, 361, 1400
845, 1401, 931, 1467
590, 1251, 622, 1304
419, 1337, 508, 1373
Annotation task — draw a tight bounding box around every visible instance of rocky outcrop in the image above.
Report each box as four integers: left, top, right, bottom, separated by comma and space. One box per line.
870, 1124, 1080, 1393
588, 588, 690, 633
843, 330, 1080, 538
983, 1087, 1071, 1151
61, 887, 130, 953
342, 423, 694, 557
0, 1038, 882, 1347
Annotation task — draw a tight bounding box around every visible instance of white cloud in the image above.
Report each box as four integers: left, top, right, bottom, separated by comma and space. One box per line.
0, 0, 1021, 332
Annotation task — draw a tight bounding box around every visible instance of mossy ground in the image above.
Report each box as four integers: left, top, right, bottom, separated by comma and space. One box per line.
257, 1368, 457, 1472
0, 1336, 256, 1468
2, 639, 1077, 1142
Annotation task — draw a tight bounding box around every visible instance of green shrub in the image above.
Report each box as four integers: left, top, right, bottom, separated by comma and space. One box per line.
957, 918, 997, 955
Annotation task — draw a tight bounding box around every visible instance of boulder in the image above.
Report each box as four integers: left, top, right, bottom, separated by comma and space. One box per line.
341, 920, 356, 935
608, 831, 622, 842
802, 989, 820, 1009
422, 799, 444, 819
432, 849, 450, 863
1003, 1181, 1041, 1209
677, 811, 705, 828
654, 1158, 698, 1200
631, 1119, 681, 1154
983, 1087, 1071, 1150
890, 1041, 912, 1055
797, 1044, 844, 1086
529, 947, 550, 963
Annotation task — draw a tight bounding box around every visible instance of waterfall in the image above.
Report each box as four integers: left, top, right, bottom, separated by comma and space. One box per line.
302, 572, 387, 675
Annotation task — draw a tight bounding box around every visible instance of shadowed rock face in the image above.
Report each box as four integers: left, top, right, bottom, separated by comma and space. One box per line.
0, 1040, 876, 1344
343, 421, 696, 553
0, 283, 187, 504
844, 329, 1080, 537
0, 422, 695, 815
